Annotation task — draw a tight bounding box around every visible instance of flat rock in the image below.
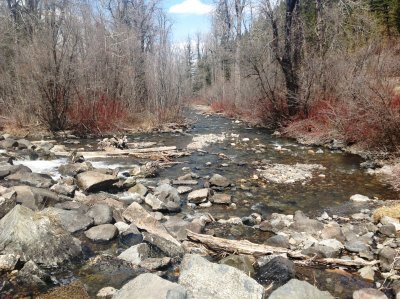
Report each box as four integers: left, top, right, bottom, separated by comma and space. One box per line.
85, 224, 118, 242
179, 254, 264, 299
0, 205, 82, 267
172, 180, 198, 185
345, 240, 369, 253
269, 279, 334, 299
209, 174, 230, 187
353, 288, 388, 299
177, 186, 192, 194
59, 162, 93, 177
76, 171, 118, 192
50, 183, 77, 197
187, 188, 209, 204
6, 172, 54, 188
122, 202, 183, 256
43, 207, 93, 233
210, 193, 231, 204
113, 273, 187, 299
118, 243, 149, 264
12, 185, 61, 210
86, 204, 113, 225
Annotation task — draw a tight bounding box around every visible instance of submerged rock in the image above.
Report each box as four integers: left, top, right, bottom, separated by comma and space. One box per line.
0, 205, 82, 267
209, 174, 230, 187
113, 273, 187, 299
269, 279, 334, 299
179, 254, 264, 299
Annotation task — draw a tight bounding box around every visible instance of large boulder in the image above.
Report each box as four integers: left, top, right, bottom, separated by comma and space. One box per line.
58, 162, 93, 177
269, 279, 334, 299
0, 205, 82, 267
43, 207, 93, 233
113, 273, 187, 299
11, 185, 61, 210
0, 191, 16, 219
122, 202, 183, 256
77, 171, 118, 192
178, 254, 264, 299
6, 172, 54, 188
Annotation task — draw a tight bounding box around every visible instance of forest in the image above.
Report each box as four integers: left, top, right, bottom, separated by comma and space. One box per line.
1, 0, 400, 153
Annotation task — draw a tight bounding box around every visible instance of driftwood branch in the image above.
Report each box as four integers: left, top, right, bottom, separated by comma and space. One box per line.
186, 231, 379, 268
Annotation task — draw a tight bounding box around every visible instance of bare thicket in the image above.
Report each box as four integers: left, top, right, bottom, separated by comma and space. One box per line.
0, 0, 186, 134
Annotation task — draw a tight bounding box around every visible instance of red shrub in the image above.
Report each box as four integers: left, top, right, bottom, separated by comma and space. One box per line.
67, 94, 127, 134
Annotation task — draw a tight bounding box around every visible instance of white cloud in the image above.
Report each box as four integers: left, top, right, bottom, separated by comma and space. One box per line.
169, 0, 213, 15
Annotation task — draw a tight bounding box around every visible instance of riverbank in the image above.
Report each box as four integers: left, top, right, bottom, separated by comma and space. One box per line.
0, 108, 399, 298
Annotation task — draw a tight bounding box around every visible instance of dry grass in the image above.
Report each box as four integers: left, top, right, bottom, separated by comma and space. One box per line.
373, 203, 400, 222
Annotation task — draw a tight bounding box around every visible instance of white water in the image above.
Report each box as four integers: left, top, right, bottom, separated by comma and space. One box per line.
13, 158, 68, 180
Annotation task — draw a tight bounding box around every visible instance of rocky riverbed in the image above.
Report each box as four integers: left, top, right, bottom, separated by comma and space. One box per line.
0, 107, 399, 299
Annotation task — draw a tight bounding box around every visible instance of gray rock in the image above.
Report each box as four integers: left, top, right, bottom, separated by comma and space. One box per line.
85, 224, 118, 242
139, 257, 171, 270
209, 174, 230, 187
0, 138, 18, 149
379, 246, 398, 271
17, 260, 49, 289
50, 183, 77, 197
379, 224, 396, 237
177, 186, 192, 194
118, 243, 149, 264
43, 207, 93, 233
350, 194, 371, 202
265, 235, 290, 248
122, 202, 183, 256
318, 239, 344, 252
219, 255, 255, 276
290, 211, 323, 235
321, 223, 346, 242
6, 172, 54, 188
97, 287, 117, 299
258, 256, 295, 285
358, 266, 375, 281
54, 201, 89, 213
77, 171, 118, 192
59, 162, 93, 177
172, 180, 198, 185
353, 288, 388, 299
210, 193, 231, 204
86, 204, 113, 225
179, 254, 264, 299
0, 254, 19, 271
0, 205, 82, 267
154, 184, 181, 204
0, 191, 16, 219
114, 221, 130, 233
345, 240, 369, 253
164, 216, 202, 240
128, 183, 148, 197
12, 185, 61, 210
113, 273, 187, 299
269, 279, 334, 299
145, 193, 166, 211
116, 192, 143, 204
302, 244, 339, 258
187, 188, 208, 204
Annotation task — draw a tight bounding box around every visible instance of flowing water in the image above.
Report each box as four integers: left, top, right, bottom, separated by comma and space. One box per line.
13, 107, 399, 298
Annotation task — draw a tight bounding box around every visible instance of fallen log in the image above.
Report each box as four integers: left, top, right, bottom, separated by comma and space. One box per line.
186, 231, 379, 268
55, 146, 178, 158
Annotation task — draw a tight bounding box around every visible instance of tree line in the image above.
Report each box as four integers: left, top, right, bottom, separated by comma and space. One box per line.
187, 0, 400, 150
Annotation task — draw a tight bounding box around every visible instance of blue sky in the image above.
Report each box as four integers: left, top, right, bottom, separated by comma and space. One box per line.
163, 0, 214, 42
